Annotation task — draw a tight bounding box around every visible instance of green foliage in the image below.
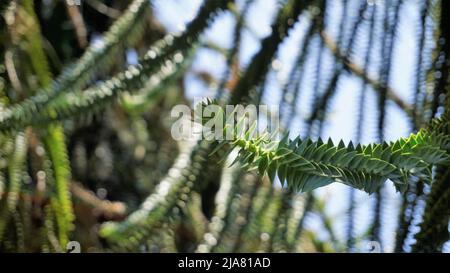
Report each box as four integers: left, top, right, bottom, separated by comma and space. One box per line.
0, 1, 228, 132
22, 0, 75, 248
0, 0, 449, 253
43, 125, 74, 246
0, 133, 27, 240
0, 0, 150, 130
203, 102, 450, 194
100, 141, 200, 245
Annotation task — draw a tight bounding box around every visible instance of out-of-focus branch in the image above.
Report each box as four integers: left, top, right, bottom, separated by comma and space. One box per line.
65, 1, 88, 48
4, 50, 23, 94
320, 31, 413, 117
0, 180, 126, 221
71, 181, 126, 220
85, 0, 121, 19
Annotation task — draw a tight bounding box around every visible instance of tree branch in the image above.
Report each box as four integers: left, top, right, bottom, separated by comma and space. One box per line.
320, 31, 413, 118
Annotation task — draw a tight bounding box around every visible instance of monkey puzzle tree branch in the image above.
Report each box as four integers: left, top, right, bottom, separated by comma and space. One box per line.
201, 101, 449, 195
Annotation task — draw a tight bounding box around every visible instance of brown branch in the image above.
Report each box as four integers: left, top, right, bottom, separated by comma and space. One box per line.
320, 31, 413, 117
70, 182, 126, 220
85, 0, 121, 19
4, 50, 23, 94
0, 181, 126, 221
65, 1, 88, 48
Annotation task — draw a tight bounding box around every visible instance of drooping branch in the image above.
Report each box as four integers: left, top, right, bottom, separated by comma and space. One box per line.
202, 101, 449, 195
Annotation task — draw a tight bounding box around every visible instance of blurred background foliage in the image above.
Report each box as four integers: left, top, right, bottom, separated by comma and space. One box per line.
0, 0, 449, 253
